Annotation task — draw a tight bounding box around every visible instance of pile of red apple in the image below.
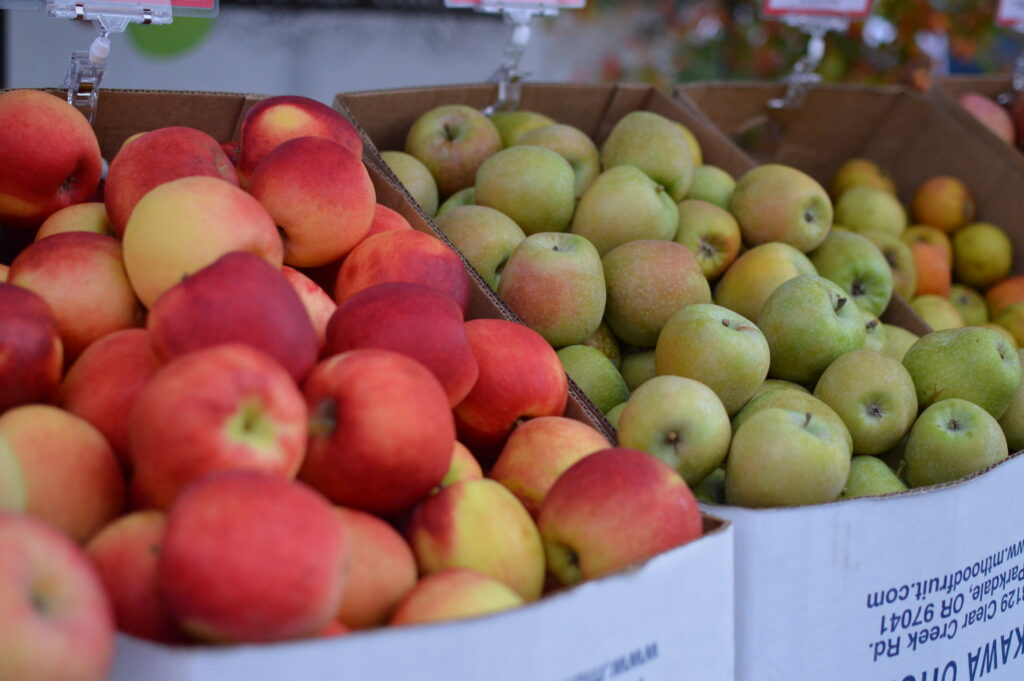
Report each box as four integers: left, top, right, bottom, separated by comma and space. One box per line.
0, 89, 705, 681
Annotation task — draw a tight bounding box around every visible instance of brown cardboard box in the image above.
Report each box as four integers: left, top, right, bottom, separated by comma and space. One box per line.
928, 75, 1024, 173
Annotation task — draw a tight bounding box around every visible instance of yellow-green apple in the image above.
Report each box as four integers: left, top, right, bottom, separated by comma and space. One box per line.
497, 232, 606, 347
84, 510, 183, 643
571, 165, 679, 255
904, 399, 1008, 487
301, 349, 454, 515
959, 93, 1015, 143
860, 309, 887, 353
834, 185, 907, 237
248, 137, 374, 267
160, 471, 348, 643
407, 478, 544, 601
950, 284, 989, 326
104, 126, 239, 236
334, 229, 471, 314
556, 345, 628, 415
389, 568, 523, 626
435, 205, 525, 291
655, 304, 769, 415
379, 151, 439, 217
453, 319, 568, 457
0, 284, 62, 412
952, 222, 1012, 291
758, 275, 867, 384
0, 405, 124, 543
281, 265, 336, 352
438, 441, 483, 490
731, 387, 857, 443
405, 104, 502, 198
986, 275, 1024, 316
122, 176, 283, 307
368, 203, 413, 235
725, 407, 851, 507
693, 467, 725, 503
0, 90, 102, 227
840, 456, 907, 498
617, 376, 730, 485
489, 415, 610, 517
903, 326, 1021, 418
581, 322, 621, 370
600, 111, 694, 201
912, 176, 975, 233
0, 511, 114, 681
605, 402, 626, 428
676, 122, 702, 167
324, 282, 479, 406
621, 349, 657, 392
686, 165, 734, 209
60, 328, 161, 467
903, 225, 953, 265
475, 146, 575, 236
437, 187, 475, 216
810, 230, 893, 317
35, 202, 112, 241
730, 164, 832, 252
674, 199, 741, 280
238, 95, 362, 186
602, 239, 710, 348
980, 322, 1019, 348
862, 231, 917, 300
129, 344, 308, 510
814, 350, 918, 455
998, 349, 1024, 451
147, 252, 318, 382
334, 507, 417, 630
489, 110, 555, 148
911, 294, 963, 330
830, 158, 895, 199
516, 124, 600, 199
713, 242, 817, 322
538, 447, 702, 585
994, 302, 1024, 346
10, 232, 143, 360
750, 379, 810, 401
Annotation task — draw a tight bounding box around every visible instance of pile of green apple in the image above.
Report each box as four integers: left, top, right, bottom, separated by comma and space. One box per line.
0, 90, 705, 681
384, 104, 1023, 509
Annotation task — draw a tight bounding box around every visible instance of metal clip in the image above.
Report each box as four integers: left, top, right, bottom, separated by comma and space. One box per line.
73, 2, 84, 19
484, 7, 540, 114
767, 15, 848, 111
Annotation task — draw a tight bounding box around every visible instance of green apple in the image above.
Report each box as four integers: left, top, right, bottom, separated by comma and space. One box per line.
840, 456, 908, 498
713, 242, 817, 323
516, 124, 600, 199
380, 151, 440, 218
750, 379, 810, 401
861, 231, 917, 301
404, 105, 502, 199
903, 326, 1021, 418
953, 222, 1012, 291
605, 402, 626, 429
581, 322, 621, 370
731, 388, 853, 451
674, 200, 742, 280
489, 111, 555, 148
810, 230, 893, 317
571, 166, 679, 256
814, 349, 918, 455
949, 284, 989, 326
693, 468, 725, 504
997, 349, 1024, 450
904, 398, 1008, 487
556, 345, 629, 415
686, 165, 734, 209
475, 146, 575, 236
730, 164, 832, 253
860, 309, 888, 353
835, 185, 907, 237
882, 324, 919, 362
675, 122, 702, 167
655, 303, 769, 414
725, 407, 851, 507
434, 205, 525, 290
758, 275, 867, 384
911, 295, 964, 331
620, 350, 657, 392
600, 111, 693, 201
436, 187, 475, 217
617, 375, 730, 485
497, 232, 605, 348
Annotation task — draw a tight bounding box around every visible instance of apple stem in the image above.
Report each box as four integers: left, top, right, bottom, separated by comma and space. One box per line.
834, 296, 847, 313
803, 412, 812, 429
721, 319, 730, 327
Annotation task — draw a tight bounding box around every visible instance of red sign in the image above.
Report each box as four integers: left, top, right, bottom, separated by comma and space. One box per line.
998, 0, 1024, 27
763, 0, 872, 19
445, 0, 585, 9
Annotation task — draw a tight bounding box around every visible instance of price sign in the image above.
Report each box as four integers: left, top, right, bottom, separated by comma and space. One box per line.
763, 0, 872, 19
0, 0, 216, 18
998, 0, 1024, 28
445, 0, 585, 9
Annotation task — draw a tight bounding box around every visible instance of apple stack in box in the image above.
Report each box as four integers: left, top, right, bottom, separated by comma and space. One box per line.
0, 89, 721, 681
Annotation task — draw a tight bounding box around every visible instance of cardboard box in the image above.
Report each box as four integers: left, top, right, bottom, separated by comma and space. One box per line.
678, 81, 1024, 681
927, 75, 1024, 173
11, 89, 735, 681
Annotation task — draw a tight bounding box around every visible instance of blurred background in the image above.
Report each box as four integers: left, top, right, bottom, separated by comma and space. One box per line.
3, 0, 1022, 102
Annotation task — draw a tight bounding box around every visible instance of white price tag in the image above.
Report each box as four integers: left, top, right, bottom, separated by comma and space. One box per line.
445, 0, 585, 9
763, 0, 872, 19
998, 0, 1024, 27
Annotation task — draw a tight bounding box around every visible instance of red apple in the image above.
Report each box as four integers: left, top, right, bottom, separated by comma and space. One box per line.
389, 568, 523, 626
959, 92, 1015, 144
220, 140, 241, 167
281, 265, 336, 352
439, 440, 483, 489
369, 203, 413, 235
0, 283, 63, 412
35, 202, 113, 241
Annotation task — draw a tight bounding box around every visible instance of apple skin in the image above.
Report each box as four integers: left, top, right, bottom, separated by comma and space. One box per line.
438, 441, 483, 490
280, 265, 337, 353
732, 379, 854, 452
129, 344, 308, 511
997, 349, 1024, 451
986, 275, 1024, 317
497, 232, 606, 348
0, 90, 102, 228
379, 151, 439, 218
406, 478, 545, 601
516, 123, 600, 199
686, 165, 735, 209
0, 283, 63, 412
475, 146, 576, 236
405, 104, 502, 198
0, 511, 114, 681
437, 187, 476, 216
324, 282, 479, 406
389, 568, 523, 627
903, 326, 1021, 419
238, 95, 362, 186
959, 93, 1015, 143
434, 205, 525, 291
453, 319, 568, 458
160, 471, 348, 643
830, 158, 896, 200
84, 510, 184, 643
810, 230, 894, 317
621, 349, 657, 392
582, 322, 621, 370
952, 222, 1012, 291
334, 229, 471, 315
834, 186, 907, 238
993, 302, 1024, 349
489, 110, 555, 148
556, 345, 628, 415
489, 415, 611, 517
368, 203, 412, 235
860, 309, 888, 353
840, 456, 908, 498
950, 284, 989, 326
35, 202, 112, 241
10, 232, 143, 360
861, 231, 917, 301
903, 225, 953, 266
912, 176, 975, 233
301, 349, 454, 515
656, 303, 770, 415
904, 399, 1008, 487
674, 199, 742, 280
538, 447, 703, 586
248, 137, 375, 267
147, 252, 318, 383
104, 126, 239, 236
882, 324, 920, 362
334, 507, 417, 630
713, 242, 817, 323
600, 111, 694, 201
122, 175, 283, 308
0, 405, 124, 543
730, 164, 832, 252
912, 294, 963, 331
61, 328, 161, 467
